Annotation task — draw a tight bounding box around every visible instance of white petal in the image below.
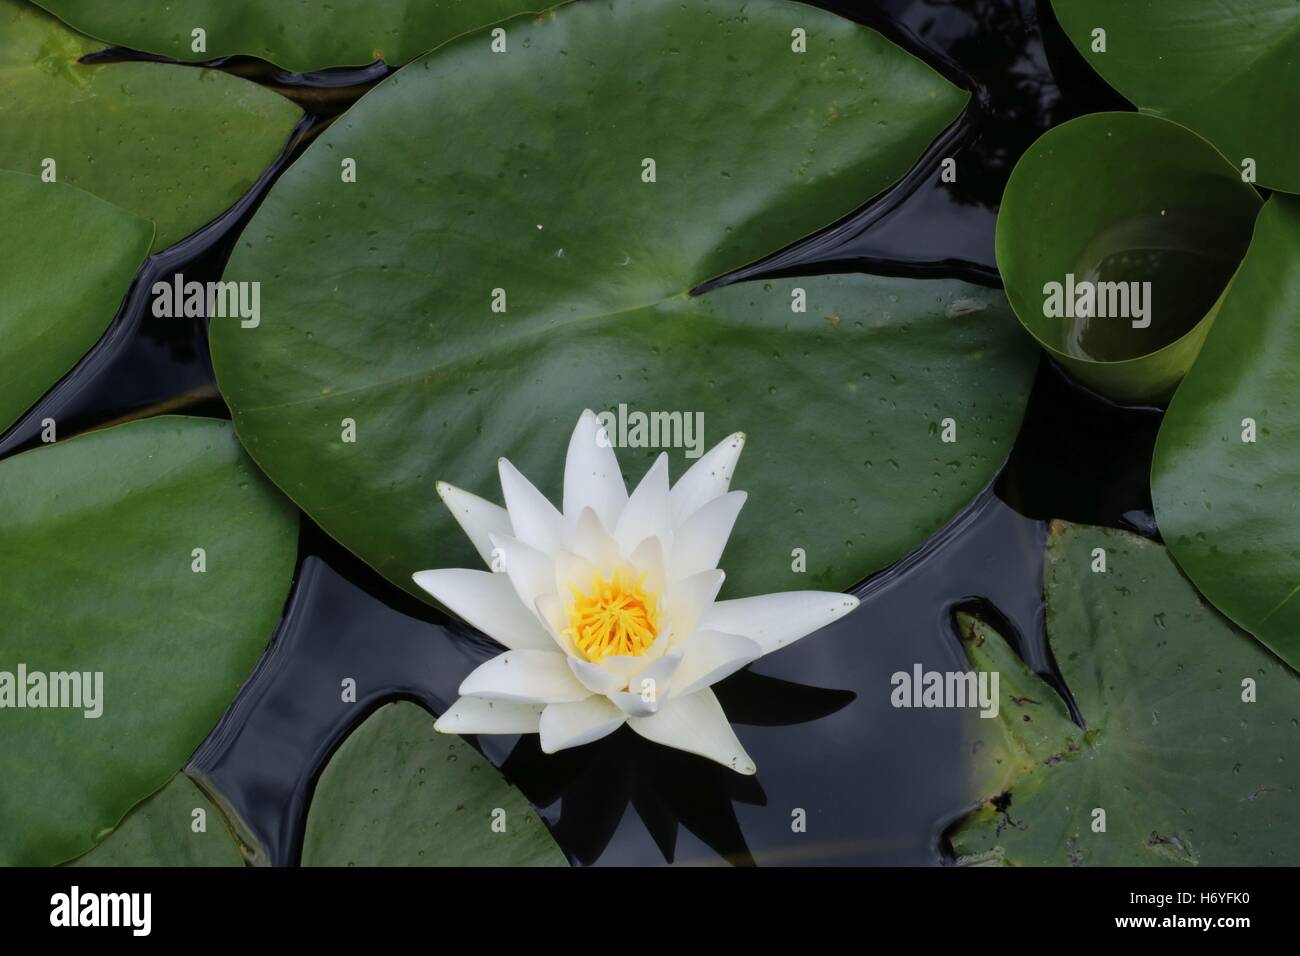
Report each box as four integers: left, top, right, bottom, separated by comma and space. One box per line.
488, 533, 556, 617
628, 688, 756, 775
610, 650, 682, 716
436, 481, 513, 568
570, 507, 619, 576
434, 696, 544, 735
670, 491, 746, 580
567, 655, 628, 695
498, 457, 565, 555
639, 647, 683, 688
539, 697, 627, 753
553, 549, 599, 597
534, 595, 579, 657
534, 593, 567, 637
702, 591, 861, 655
608, 691, 658, 717
670, 629, 761, 699
563, 410, 628, 530
459, 650, 591, 703
597, 622, 674, 681
412, 569, 554, 651
614, 453, 671, 557
664, 568, 725, 644
669, 431, 745, 525
627, 534, 667, 596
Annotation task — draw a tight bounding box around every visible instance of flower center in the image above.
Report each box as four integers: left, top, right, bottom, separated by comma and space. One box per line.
564, 566, 661, 661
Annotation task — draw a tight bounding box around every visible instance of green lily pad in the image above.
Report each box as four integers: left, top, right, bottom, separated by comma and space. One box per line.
996, 111, 1261, 404
1052, 0, 1300, 194
212, 0, 1036, 600
1152, 195, 1300, 674
0, 170, 152, 434
0, 0, 301, 251
34, 0, 543, 73
952, 522, 1300, 866
69, 774, 247, 867
301, 701, 566, 866
0, 416, 298, 866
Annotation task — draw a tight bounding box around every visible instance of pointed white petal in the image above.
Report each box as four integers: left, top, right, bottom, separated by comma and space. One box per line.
534, 593, 566, 636
608, 690, 657, 717
436, 481, 513, 568
670, 491, 746, 580
610, 650, 682, 716
553, 549, 599, 597
539, 697, 627, 753
702, 591, 861, 655
664, 568, 725, 644
670, 629, 761, 699
498, 457, 565, 555
412, 569, 553, 650
644, 646, 686, 689
614, 453, 671, 558
597, 622, 673, 681
669, 432, 745, 525
626, 534, 667, 596
434, 696, 545, 735
563, 409, 628, 530
570, 507, 619, 576
567, 655, 628, 695
488, 533, 556, 617
534, 595, 579, 657
628, 688, 756, 775
459, 650, 591, 703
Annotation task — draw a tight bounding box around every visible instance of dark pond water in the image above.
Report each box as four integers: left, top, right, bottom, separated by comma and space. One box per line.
2, 0, 1162, 865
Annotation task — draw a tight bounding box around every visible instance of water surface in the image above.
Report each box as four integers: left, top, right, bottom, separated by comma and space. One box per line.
3, 0, 1159, 865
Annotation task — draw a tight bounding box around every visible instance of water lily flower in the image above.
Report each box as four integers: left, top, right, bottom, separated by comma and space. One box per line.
414, 411, 860, 774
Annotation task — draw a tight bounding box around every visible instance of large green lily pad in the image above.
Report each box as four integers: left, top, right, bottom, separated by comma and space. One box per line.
212, 0, 1035, 600
952, 522, 1300, 866
0, 0, 301, 251
69, 774, 247, 867
34, 0, 544, 73
996, 111, 1261, 404
1052, 0, 1300, 194
301, 701, 566, 866
0, 170, 152, 434
0, 416, 298, 866
1153, 195, 1300, 674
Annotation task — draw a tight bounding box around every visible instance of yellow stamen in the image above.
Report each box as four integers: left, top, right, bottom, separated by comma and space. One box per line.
563, 566, 661, 661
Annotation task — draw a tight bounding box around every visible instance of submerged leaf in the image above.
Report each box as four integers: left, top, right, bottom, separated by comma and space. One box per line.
69, 774, 246, 867
0, 417, 298, 866
953, 523, 1300, 866
301, 701, 567, 866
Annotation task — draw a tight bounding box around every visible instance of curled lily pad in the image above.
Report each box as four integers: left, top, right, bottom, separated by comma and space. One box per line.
1152, 195, 1300, 673
301, 701, 566, 866
69, 774, 247, 867
953, 522, 1300, 866
212, 0, 1036, 600
0, 0, 301, 251
1052, 0, 1300, 194
996, 111, 1261, 404
0, 417, 297, 866
0, 170, 151, 434
34, 0, 541, 72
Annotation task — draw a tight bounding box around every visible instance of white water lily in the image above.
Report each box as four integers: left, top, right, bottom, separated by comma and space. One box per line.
414, 411, 859, 774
